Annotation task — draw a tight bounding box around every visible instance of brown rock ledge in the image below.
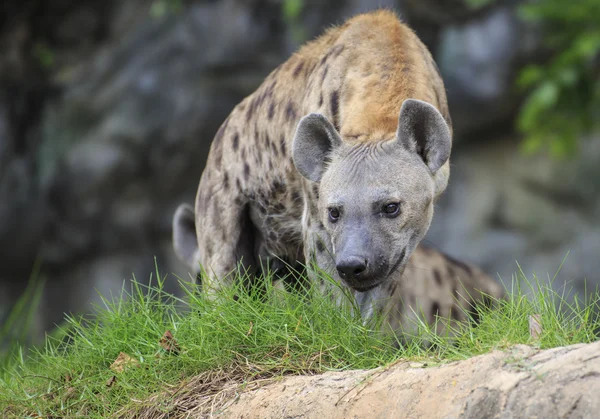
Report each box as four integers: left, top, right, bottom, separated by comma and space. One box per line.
220, 341, 600, 419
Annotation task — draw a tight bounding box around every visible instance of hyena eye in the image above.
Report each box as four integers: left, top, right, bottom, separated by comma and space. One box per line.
328, 207, 341, 223
382, 203, 400, 217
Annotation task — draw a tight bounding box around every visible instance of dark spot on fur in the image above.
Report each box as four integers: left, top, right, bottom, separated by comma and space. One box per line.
291, 190, 301, 203
205, 237, 214, 256
268, 102, 275, 120
256, 93, 264, 107
330, 90, 340, 131
223, 172, 230, 190
232, 133, 239, 151
318, 221, 325, 230
321, 65, 329, 85
265, 134, 271, 149
316, 241, 325, 253
312, 184, 319, 199
431, 302, 440, 319
271, 137, 279, 157
319, 50, 331, 66
246, 101, 254, 121
433, 269, 442, 286
234, 196, 243, 205
236, 178, 242, 191
443, 253, 474, 275
268, 159, 273, 170
274, 202, 285, 212
243, 163, 250, 180
259, 205, 267, 214
280, 135, 287, 156
221, 227, 228, 243
285, 100, 297, 122
247, 94, 263, 122
292, 61, 304, 78
241, 146, 246, 160
256, 149, 263, 166
272, 180, 285, 193
318, 93, 323, 107
402, 66, 410, 73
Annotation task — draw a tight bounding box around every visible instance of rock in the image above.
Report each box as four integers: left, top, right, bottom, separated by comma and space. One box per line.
219, 342, 600, 418
437, 5, 540, 137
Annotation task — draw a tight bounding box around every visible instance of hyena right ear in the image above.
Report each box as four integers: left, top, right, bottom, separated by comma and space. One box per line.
292, 113, 343, 182
396, 99, 452, 174
172, 203, 200, 273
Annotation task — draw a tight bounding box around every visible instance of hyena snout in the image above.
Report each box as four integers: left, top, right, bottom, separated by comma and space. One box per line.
335, 248, 387, 291
336, 255, 368, 280
333, 233, 389, 290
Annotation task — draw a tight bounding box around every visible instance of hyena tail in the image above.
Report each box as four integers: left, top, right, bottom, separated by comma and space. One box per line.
173, 203, 202, 277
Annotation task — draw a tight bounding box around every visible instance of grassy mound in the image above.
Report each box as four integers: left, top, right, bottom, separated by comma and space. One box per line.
1, 267, 598, 417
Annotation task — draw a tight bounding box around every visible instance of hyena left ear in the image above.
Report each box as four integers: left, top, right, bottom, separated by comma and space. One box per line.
396, 99, 452, 173
292, 113, 343, 182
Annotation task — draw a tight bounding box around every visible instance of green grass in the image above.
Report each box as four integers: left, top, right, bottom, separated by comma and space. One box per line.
0, 265, 598, 418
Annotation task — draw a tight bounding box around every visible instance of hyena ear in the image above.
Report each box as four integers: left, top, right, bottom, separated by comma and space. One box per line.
172, 203, 200, 273
396, 99, 452, 174
292, 113, 343, 182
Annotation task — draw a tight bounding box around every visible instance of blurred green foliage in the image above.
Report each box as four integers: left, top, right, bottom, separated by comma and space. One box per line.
465, 0, 495, 10
517, 0, 600, 156
32, 43, 55, 69
283, 0, 304, 21
283, 0, 307, 43
149, 0, 183, 18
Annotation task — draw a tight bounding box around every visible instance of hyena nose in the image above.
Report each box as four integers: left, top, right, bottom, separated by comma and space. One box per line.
336, 256, 368, 280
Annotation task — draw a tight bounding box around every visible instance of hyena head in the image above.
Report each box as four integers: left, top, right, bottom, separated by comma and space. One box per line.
293, 99, 452, 292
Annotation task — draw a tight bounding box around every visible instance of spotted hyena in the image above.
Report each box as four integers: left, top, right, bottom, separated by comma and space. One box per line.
173, 10, 504, 334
